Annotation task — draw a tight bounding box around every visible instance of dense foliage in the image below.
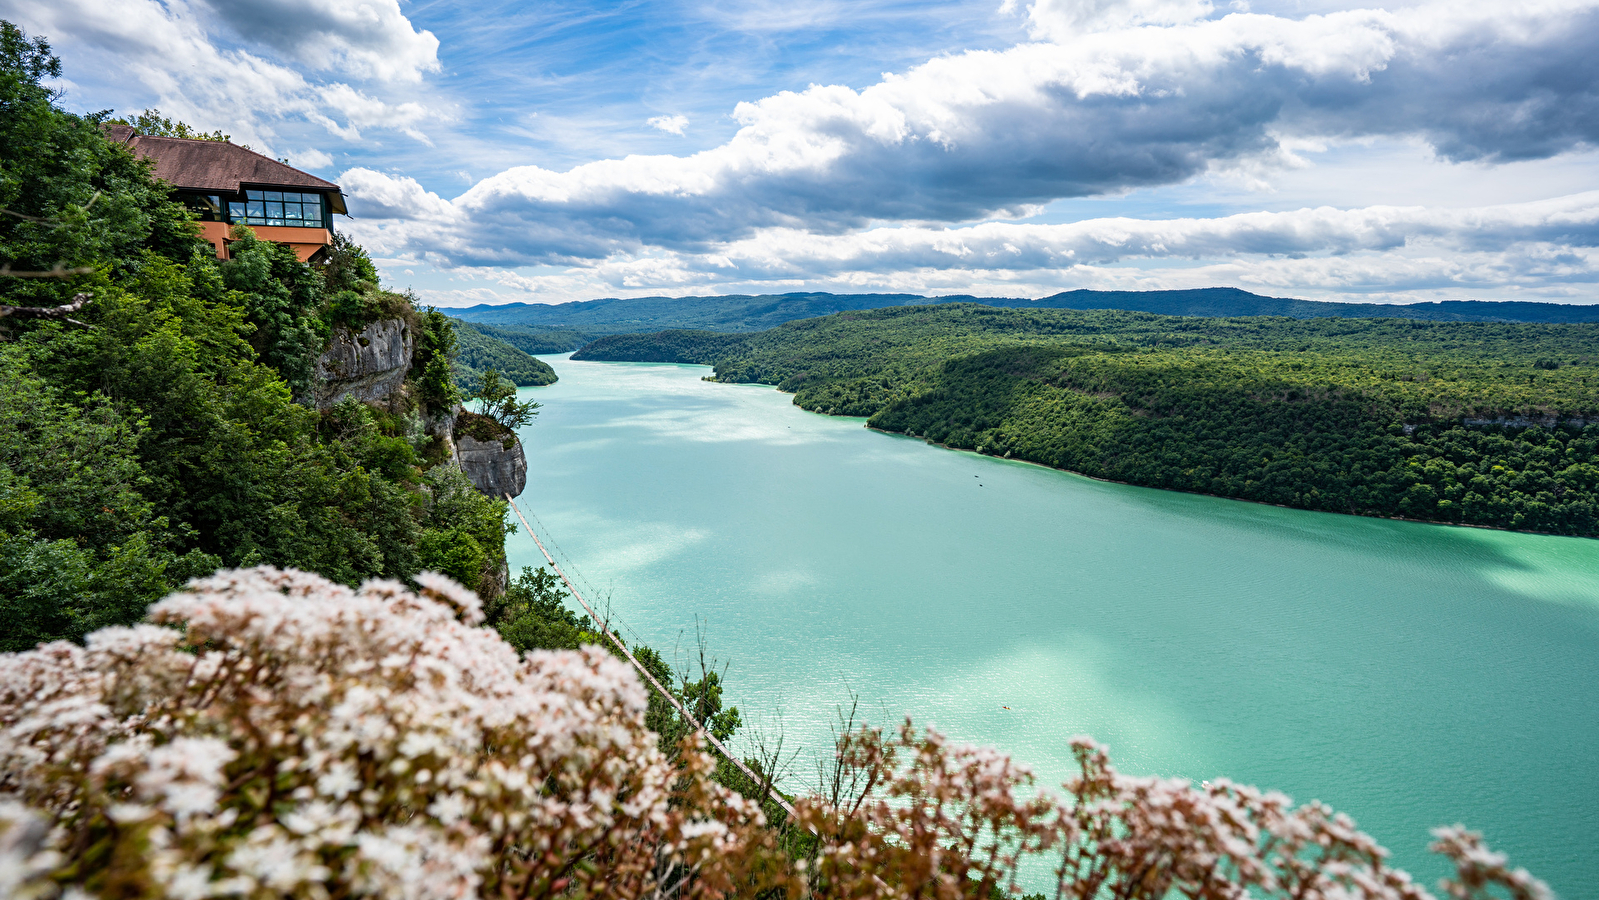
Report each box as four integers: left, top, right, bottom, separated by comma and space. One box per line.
458, 319, 593, 354
578, 304, 1599, 535
1027, 287, 1599, 323
578, 328, 751, 363
0, 25, 515, 651
452, 319, 558, 390
108, 107, 229, 142
0, 567, 1548, 900
455, 292, 940, 335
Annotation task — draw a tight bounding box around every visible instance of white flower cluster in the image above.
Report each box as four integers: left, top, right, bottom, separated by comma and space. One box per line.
0, 568, 766, 899
793, 728, 1554, 900
0, 567, 1550, 900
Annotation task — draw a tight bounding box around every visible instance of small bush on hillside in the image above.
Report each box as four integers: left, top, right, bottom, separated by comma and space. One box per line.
318, 231, 380, 295
322, 287, 418, 333
489, 564, 598, 652
455, 409, 515, 447
470, 368, 541, 431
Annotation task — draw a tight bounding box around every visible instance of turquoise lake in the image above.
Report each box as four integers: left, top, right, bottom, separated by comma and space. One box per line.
509, 355, 1599, 896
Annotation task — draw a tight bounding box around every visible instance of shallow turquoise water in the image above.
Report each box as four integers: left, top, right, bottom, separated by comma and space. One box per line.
510, 356, 1599, 896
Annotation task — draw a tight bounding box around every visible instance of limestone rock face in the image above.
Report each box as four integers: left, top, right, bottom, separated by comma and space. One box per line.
1462, 414, 1591, 429
456, 434, 528, 499
314, 319, 414, 408
427, 405, 460, 463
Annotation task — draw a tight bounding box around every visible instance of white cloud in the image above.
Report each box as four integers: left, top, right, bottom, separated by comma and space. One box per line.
362, 192, 1599, 305
0, 0, 445, 149
682, 192, 1599, 276
647, 114, 690, 135
195, 0, 440, 83
341, 169, 458, 220
1025, 0, 1215, 37
344, 0, 1599, 270
287, 147, 334, 169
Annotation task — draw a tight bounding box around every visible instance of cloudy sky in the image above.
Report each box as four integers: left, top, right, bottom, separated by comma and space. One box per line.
10, 0, 1599, 306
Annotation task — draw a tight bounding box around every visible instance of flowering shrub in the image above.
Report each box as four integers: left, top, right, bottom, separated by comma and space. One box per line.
0, 568, 1549, 900
0, 568, 782, 899
792, 726, 1551, 900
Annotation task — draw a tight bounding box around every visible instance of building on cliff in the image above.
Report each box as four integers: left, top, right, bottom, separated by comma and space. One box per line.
103, 124, 348, 263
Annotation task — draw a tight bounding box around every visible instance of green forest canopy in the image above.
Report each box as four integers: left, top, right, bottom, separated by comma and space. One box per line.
452, 318, 558, 391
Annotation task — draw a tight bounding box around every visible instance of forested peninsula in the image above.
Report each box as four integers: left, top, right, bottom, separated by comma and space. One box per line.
452, 318, 558, 391
577, 305, 1599, 536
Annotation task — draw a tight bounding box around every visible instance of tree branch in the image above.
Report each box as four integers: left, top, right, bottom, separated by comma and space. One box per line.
0, 262, 95, 278
0, 292, 93, 327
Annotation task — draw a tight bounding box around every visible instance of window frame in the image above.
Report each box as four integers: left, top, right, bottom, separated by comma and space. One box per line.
230, 188, 328, 229
177, 192, 226, 222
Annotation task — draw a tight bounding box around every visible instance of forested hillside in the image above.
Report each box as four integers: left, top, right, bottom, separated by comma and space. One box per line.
452, 291, 941, 333
0, 26, 521, 650
577, 304, 1599, 535
1029, 287, 1599, 323
456, 319, 594, 354
452, 319, 558, 391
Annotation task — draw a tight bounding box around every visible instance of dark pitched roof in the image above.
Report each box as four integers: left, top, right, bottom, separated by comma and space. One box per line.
106, 129, 341, 201
133, 135, 339, 193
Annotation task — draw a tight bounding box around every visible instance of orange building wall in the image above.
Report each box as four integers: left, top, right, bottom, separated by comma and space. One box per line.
198, 221, 331, 262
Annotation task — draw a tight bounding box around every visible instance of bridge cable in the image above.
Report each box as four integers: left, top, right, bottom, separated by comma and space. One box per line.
505, 494, 804, 826
517, 505, 656, 657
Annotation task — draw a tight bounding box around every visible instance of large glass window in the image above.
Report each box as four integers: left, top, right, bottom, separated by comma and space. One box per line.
179, 193, 224, 222
232, 190, 324, 228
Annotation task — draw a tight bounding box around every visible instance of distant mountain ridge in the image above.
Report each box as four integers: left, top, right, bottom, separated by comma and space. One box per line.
449, 287, 1599, 337
449, 292, 947, 336
1027, 288, 1599, 323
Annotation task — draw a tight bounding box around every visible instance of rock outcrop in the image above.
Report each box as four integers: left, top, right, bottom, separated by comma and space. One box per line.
314, 318, 414, 409
1462, 414, 1591, 429
456, 433, 528, 499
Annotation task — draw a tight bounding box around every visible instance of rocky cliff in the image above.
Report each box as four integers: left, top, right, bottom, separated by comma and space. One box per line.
456, 432, 528, 499
314, 318, 414, 409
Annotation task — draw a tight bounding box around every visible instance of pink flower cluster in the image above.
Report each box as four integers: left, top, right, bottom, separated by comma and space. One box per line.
0, 567, 1551, 900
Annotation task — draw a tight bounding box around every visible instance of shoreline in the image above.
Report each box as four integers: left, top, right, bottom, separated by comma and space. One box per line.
569, 359, 1594, 541
854, 425, 1594, 541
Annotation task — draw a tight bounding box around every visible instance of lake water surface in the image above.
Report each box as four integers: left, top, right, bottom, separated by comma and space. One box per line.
511, 355, 1599, 896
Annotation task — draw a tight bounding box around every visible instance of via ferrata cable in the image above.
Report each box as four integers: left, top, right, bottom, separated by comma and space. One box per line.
504, 494, 803, 825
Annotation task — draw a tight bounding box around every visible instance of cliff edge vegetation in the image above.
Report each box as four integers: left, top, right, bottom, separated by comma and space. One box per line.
0, 23, 519, 650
